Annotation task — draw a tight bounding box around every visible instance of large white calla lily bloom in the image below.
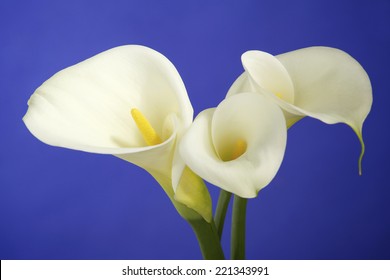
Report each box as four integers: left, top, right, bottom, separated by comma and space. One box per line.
227, 47, 372, 174
179, 93, 287, 198
23, 45, 211, 221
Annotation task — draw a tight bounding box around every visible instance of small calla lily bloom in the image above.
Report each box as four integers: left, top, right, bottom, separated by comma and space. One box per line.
227, 47, 373, 174
179, 93, 287, 198
23, 45, 212, 222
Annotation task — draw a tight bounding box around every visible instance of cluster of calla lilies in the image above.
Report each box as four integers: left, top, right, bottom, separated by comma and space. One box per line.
23, 45, 372, 259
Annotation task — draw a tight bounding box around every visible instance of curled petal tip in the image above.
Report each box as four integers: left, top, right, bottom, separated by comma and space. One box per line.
358, 132, 365, 176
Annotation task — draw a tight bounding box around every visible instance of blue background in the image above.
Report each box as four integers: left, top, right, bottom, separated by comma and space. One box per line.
1, 0, 389, 259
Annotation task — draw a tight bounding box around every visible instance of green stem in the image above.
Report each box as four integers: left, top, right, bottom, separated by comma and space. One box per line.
150, 171, 224, 259
187, 218, 225, 260
231, 195, 247, 260
214, 190, 232, 239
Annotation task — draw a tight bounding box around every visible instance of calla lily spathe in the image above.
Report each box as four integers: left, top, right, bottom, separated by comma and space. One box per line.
23, 45, 211, 222
227, 47, 372, 173
179, 93, 287, 198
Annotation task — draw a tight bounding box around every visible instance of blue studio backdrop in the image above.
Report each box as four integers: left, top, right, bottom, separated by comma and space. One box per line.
0, 0, 389, 259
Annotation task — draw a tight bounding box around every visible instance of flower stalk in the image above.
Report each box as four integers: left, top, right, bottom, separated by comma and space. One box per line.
187, 218, 225, 260
231, 195, 247, 260
214, 189, 232, 240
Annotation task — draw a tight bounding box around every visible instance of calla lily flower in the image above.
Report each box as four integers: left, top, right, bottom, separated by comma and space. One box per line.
227, 47, 372, 173
23, 45, 211, 222
179, 93, 287, 198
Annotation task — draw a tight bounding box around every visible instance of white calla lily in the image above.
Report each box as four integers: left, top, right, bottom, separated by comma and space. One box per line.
179, 93, 287, 198
227, 47, 373, 174
23, 45, 212, 222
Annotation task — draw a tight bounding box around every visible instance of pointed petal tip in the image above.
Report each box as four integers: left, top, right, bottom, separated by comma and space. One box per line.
351, 125, 365, 176
358, 135, 365, 176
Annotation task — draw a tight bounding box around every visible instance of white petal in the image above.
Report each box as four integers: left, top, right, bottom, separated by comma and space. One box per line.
227, 52, 304, 126
171, 144, 187, 192
240, 50, 295, 104
226, 73, 253, 97
276, 47, 372, 126
23, 45, 193, 175
180, 93, 286, 198
227, 75, 304, 128
277, 47, 372, 172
